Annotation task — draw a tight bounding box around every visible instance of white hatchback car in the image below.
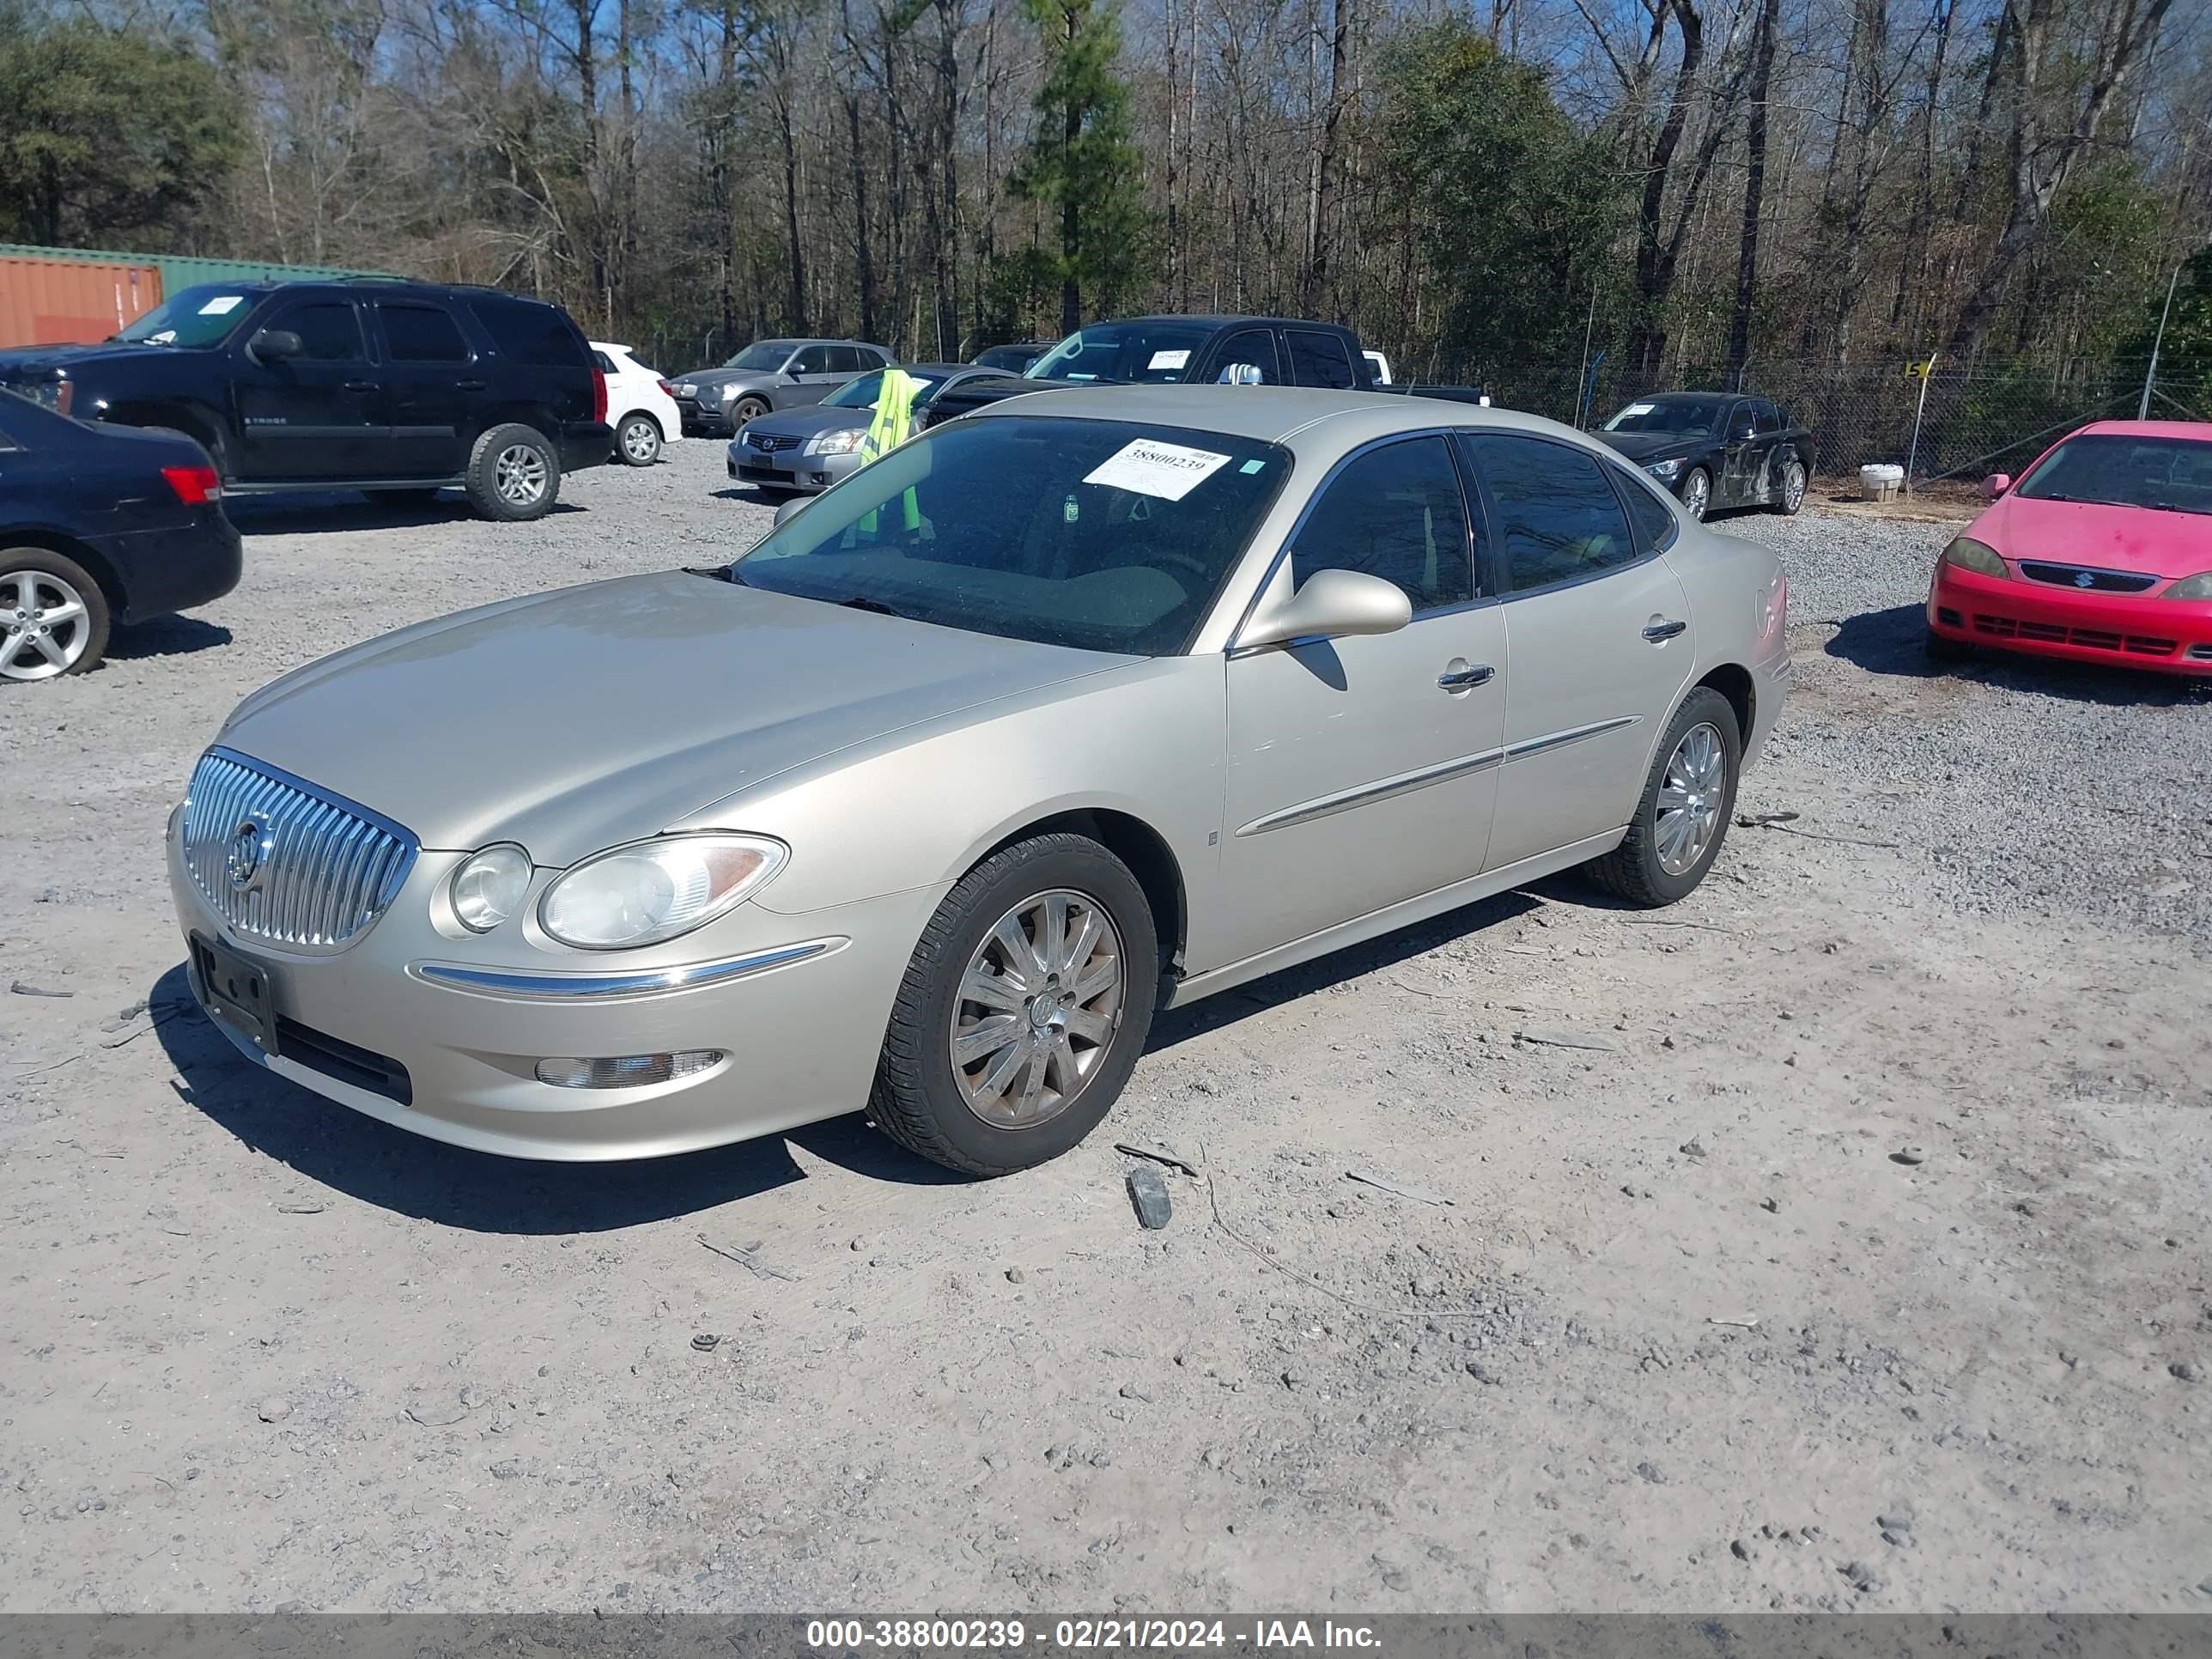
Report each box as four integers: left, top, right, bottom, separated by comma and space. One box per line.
590, 342, 684, 467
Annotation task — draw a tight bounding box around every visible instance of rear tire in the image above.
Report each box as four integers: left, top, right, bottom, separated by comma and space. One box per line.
617, 413, 662, 466
1585, 687, 1741, 908
869, 833, 1159, 1176
464, 423, 561, 521
0, 548, 111, 684
1775, 457, 1807, 515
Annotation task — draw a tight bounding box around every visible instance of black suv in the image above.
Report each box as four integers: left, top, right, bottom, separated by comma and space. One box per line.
0, 280, 613, 521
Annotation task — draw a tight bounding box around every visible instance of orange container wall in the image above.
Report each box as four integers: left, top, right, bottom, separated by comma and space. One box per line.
0, 257, 163, 349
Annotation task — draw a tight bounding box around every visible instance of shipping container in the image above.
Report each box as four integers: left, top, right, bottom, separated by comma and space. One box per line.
0, 255, 162, 349
0, 243, 392, 350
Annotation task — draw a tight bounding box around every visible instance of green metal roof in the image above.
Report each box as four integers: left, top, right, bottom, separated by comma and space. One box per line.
0, 243, 393, 284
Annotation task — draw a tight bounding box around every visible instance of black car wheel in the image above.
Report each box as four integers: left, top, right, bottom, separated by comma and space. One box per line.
1678, 467, 1712, 521
730, 396, 769, 427
464, 423, 561, 521
617, 413, 662, 466
1775, 458, 1808, 515
0, 548, 111, 684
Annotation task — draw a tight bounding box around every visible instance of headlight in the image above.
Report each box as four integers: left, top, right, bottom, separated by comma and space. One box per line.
449, 843, 533, 933
2165, 571, 2212, 601
539, 833, 787, 950
1644, 457, 1683, 480
1940, 536, 2010, 580
720, 384, 744, 401
807, 428, 866, 456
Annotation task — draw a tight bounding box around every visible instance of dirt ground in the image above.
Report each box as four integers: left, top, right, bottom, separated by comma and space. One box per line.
3, 441, 2208, 1614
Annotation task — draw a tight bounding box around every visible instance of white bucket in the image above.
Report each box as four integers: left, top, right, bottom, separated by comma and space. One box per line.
1859, 463, 1904, 503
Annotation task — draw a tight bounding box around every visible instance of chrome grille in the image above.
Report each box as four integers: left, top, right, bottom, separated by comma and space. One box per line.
179, 750, 418, 953
2018, 561, 2158, 593
747, 431, 800, 453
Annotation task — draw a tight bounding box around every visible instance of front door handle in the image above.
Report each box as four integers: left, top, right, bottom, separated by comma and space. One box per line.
1642, 619, 1686, 642
343, 380, 378, 392
1437, 661, 1495, 691
454, 380, 488, 391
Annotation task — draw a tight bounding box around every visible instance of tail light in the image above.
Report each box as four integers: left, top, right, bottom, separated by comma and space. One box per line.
657, 380, 677, 398
592, 367, 608, 424
161, 465, 222, 505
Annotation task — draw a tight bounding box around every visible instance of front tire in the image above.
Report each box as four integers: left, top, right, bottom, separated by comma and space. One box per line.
869, 833, 1159, 1176
1586, 687, 1741, 907
1678, 467, 1712, 521
730, 396, 770, 427
617, 413, 662, 466
0, 550, 111, 684
464, 423, 561, 521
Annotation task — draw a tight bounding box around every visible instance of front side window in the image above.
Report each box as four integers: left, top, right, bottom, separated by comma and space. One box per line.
1285, 330, 1358, 390
732, 416, 1290, 655
2014, 434, 2212, 514
1291, 437, 1475, 611
1215, 329, 1282, 386
1468, 434, 1638, 592
270, 301, 364, 362
117, 285, 258, 349
725, 341, 795, 370
1027, 323, 1211, 384
383, 304, 471, 363
790, 344, 834, 374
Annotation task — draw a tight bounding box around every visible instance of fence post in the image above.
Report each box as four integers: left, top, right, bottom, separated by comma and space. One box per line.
1905, 354, 1936, 496
2141, 263, 2181, 421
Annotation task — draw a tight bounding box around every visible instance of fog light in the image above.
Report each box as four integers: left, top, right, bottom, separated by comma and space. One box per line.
535, 1050, 724, 1089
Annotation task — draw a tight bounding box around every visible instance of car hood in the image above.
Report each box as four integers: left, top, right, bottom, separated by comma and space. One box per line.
1592, 430, 1710, 465
740, 404, 869, 441
0, 341, 180, 377
675, 368, 771, 393
1976, 495, 2212, 580
216, 571, 1128, 862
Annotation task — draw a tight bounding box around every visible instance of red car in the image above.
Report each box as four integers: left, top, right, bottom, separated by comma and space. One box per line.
1926, 418, 2212, 677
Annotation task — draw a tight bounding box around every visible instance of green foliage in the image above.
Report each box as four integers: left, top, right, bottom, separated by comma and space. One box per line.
0, 15, 244, 246
1374, 22, 1626, 374
2030, 161, 2166, 358
2128, 242, 2212, 421
1009, 0, 1152, 326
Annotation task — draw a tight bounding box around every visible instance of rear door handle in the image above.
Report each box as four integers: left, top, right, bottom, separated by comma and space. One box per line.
1642, 619, 1686, 642
1437, 662, 1494, 690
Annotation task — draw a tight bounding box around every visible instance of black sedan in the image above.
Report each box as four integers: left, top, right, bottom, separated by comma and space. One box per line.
1591, 392, 1810, 520
1, 390, 240, 684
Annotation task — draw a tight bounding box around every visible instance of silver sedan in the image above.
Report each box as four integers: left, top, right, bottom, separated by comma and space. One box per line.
169, 388, 1790, 1175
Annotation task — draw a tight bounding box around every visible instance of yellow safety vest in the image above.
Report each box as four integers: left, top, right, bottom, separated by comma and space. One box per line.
856, 368, 924, 533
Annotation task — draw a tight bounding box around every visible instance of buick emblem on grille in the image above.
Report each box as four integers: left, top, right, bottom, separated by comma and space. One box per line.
226, 810, 275, 893
2075, 570, 2095, 588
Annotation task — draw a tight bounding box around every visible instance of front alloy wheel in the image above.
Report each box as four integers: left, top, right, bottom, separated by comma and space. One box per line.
1680, 467, 1712, 521
951, 889, 1125, 1129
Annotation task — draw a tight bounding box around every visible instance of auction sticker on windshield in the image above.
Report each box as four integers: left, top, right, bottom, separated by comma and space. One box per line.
1083, 439, 1231, 501
199, 295, 246, 315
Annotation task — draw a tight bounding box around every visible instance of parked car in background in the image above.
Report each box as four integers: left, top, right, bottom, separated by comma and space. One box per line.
972, 343, 1050, 374
1364, 349, 1393, 386
727, 363, 1014, 494
1590, 392, 1809, 521
592, 341, 682, 466
0, 279, 612, 521
171, 386, 1785, 1176
2, 389, 239, 683
671, 339, 893, 437
1926, 418, 2212, 676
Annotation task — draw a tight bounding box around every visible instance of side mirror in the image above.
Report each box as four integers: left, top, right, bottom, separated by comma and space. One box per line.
1237, 567, 1412, 650
772, 495, 808, 527
1984, 472, 2012, 499
249, 328, 303, 363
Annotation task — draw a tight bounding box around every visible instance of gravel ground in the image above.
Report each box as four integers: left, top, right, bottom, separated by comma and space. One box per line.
2, 440, 2208, 1614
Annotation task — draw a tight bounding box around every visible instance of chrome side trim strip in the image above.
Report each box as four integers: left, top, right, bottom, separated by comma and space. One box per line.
1504, 714, 1642, 761
408, 939, 845, 1000
1236, 749, 1504, 837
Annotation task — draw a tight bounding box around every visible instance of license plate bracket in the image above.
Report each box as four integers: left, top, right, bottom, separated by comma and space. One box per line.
191, 933, 281, 1056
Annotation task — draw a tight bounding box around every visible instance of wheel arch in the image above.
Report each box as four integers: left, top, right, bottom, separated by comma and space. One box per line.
617, 405, 666, 437
967, 807, 1188, 977
468, 403, 562, 447
0, 528, 125, 619
1694, 661, 1755, 744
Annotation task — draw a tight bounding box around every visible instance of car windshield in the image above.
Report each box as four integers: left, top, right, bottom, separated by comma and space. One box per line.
2014, 434, 2212, 514
723, 341, 795, 371
113, 286, 258, 348
1026, 323, 1212, 385
1602, 398, 1726, 435
822, 368, 951, 410
730, 416, 1291, 655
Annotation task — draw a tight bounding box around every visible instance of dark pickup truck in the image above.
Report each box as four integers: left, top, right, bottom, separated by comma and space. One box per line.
924, 314, 1486, 426
0, 279, 613, 521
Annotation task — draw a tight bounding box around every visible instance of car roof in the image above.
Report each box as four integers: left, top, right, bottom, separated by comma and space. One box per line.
963, 384, 1595, 453
2072, 419, 2212, 441
1636, 391, 1734, 404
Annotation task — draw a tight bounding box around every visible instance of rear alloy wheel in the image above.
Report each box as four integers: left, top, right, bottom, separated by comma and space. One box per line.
1679, 467, 1712, 521
1775, 458, 1808, 515
0, 550, 110, 684
464, 422, 561, 521
870, 833, 1158, 1176
1586, 686, 1741, 907
617, 413, 662, 466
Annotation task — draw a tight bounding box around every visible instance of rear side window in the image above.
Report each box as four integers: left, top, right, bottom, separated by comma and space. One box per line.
1467, 434, 1638, 592
467, 295, 589, 367
1751, 398, 1783, 433
382, 303, 471, 364
1293, 436, 1476, 611
592, 349, 617, 373
1607, 465, 1679, 553
270, 301, 364, 362
1285, 330, 1358, 390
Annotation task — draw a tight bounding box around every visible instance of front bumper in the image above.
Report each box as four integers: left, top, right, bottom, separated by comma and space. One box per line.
724, 439, 857, 495
168, 813, 940, 1161
1929, 564, 2212, 677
